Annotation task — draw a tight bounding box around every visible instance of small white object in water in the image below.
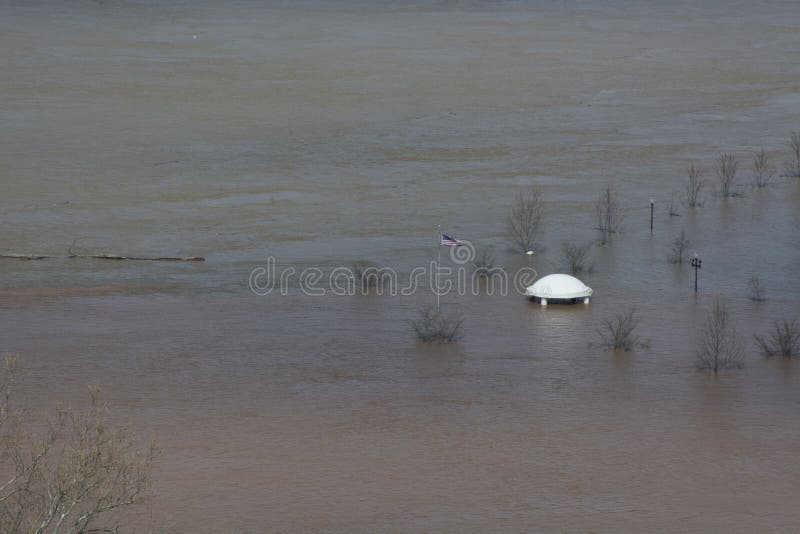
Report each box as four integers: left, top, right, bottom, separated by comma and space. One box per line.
525, 250, 534, 255
193, 35, 197, 40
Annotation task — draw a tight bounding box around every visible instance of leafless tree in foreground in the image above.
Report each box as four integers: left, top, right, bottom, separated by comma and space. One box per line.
0, 355, 157, 533
751, 149, 775, 188
508, 188, 544, 253
471, 247, 496, 279
685, 163, 705, 207
755, 318, 800, 359
595, 184, 623, 244
748, 275, 766, 302
668, 230, 690, 264
562, 241, 593, 275
696, 299, 744, 373
411, 307, 464, 343
597, 308, 641, 351
785, 131, 800, 178
716, 153, 739, 197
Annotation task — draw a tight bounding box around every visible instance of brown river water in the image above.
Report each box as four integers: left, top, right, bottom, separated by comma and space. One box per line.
2, 1, 800, 531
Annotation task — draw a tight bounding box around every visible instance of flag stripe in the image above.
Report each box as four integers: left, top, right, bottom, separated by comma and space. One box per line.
441, 233, 462, 246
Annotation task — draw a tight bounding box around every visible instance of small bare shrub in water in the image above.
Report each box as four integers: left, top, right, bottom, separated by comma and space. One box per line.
352, 262, 373, 290
748, 275, 766, 302
696, 299, 744, 373
755, 318, 800, 359
471, 246, 496, 278
668, 230, 690, 264
597, 308, 641, 351
668, 191, 681, 217
751, 149, 775, 188
685, 163, 705, 207
352, 261, 382, 292
785, 131, 800, 179
0, 356, 157, 533
716, 153, 739, 197
595, 184, 623, 244
411, 307, 464, 343
508, 188, 544, 253
562, 241, 593, 275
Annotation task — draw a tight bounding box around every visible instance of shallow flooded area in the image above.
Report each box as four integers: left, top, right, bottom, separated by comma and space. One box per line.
2, 0, 800, 531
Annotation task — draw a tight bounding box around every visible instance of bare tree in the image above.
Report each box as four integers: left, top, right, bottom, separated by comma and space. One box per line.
685, 163, 705, 207
508, 188, 544, 253
755, 318, 800, 359
668, 191, 681, 217
411, 307, 464, 343
471, 246, 496, 279
696, 299, 744, 373
562, 241, 593, 275
716, 153, 738, 197
596, 308, 641, 351
668, 230, 690, 264
0, 356, 157, 533
594, 184, 623, 244
785, 131, 800, 178
748, 275, 766, 302
751, 149, 775, 188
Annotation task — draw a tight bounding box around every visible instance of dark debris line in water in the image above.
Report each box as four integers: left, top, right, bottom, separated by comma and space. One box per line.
0, 240, 205, 262
0, 253, 204, 261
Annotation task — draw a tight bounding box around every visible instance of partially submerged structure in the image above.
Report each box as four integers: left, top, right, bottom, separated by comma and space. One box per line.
525, 273, 592, 305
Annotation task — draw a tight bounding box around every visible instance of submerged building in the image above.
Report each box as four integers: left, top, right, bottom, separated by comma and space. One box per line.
525, 274, 593, 305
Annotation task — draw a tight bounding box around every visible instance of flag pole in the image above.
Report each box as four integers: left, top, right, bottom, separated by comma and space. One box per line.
436, 225, 441, 313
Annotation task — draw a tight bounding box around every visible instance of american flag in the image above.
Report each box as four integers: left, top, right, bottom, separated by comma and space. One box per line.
440, 233, 463, 246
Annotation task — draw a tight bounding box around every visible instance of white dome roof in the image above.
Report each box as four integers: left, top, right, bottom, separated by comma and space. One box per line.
525, 274, 593, 299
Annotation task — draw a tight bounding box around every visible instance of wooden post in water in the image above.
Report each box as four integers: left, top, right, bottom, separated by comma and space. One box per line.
436, 225, 441, 312
691, 253, 702, 293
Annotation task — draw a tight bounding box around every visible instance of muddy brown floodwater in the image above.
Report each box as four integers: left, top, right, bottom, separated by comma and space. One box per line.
2, 0, 800, 531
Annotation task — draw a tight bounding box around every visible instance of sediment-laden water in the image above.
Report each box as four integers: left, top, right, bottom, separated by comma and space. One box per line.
2, 1, 799, 531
